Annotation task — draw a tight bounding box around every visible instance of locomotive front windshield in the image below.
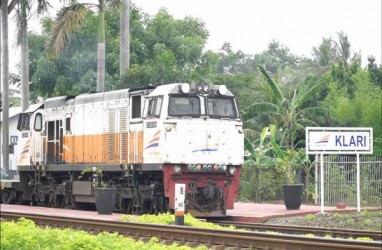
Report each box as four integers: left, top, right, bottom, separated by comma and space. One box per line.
168, 95, 238, 119
168, 95, 201, 117
207, 97, 237, 118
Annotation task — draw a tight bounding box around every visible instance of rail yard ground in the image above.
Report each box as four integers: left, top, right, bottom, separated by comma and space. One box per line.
265, 210, 382, 232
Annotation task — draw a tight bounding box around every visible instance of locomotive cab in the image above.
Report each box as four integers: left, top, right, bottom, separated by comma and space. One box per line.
142, 83, 243, 216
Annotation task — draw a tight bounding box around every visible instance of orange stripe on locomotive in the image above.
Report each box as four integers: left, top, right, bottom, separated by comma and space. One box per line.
62, 131, 143, 164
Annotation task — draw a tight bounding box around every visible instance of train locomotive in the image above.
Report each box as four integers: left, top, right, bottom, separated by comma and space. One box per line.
6, 83, 244, 217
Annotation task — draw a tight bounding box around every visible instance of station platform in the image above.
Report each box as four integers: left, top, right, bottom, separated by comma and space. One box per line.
226, 203, 359, 223
0, 202, 363, 224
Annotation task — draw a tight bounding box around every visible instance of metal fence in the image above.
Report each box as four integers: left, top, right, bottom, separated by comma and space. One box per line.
315, 155, 382, 208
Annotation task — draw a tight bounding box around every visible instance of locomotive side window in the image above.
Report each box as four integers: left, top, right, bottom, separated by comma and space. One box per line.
17, 114, 30, 131
207, 97, 237, 118
66, 117, 71, 133
34, 113, 43, 131
132, 95, 141, 118
168, 95, 200, 117
147, 97, 163, 118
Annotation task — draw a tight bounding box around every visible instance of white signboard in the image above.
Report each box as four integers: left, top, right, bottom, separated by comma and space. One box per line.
306, 127, 373, 154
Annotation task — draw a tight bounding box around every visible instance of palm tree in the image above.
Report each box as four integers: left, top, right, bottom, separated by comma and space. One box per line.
19, 0, 49, 111
45, 0, 120, 93
19, 0, 29, 111
313, 37, 335, 67
335, 31, 351, 71
243, 66, 328, 149
119, 0, 129, 76
1, 0, 10, 175
0, 2, 2, 168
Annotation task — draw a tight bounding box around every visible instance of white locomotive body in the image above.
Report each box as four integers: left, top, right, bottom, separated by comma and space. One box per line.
14, 83, 243, 216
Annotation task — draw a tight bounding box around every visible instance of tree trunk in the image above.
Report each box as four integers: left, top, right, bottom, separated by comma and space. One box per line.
96, 42, 105, 92
119, 0, 130, 76
21, 0, 29, 111
96, 0, 105, 92
0, 6, 2, 168
1, 0, 10, 174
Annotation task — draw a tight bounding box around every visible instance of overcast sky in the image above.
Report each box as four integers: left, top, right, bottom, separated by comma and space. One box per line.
7, 0, 382, 73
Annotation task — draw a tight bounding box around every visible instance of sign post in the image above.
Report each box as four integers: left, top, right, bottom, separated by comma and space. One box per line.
356, 153, 361, 212
306, 127, 373, 213
174, 183, 186, 226
320, 153, 324, 214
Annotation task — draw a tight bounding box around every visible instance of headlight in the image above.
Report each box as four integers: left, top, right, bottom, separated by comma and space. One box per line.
228, 166, 236, 175
218, 85, 227, 95
173, 165, 182, 174
203, 84, 209, 92
181, 83, 190, 93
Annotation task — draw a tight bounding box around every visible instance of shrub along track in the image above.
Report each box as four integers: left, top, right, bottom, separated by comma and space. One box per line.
209, 219, 382, 241
1, 211, 381, 250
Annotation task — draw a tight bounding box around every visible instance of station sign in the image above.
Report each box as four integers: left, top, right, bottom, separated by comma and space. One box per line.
306, 127, 373, 154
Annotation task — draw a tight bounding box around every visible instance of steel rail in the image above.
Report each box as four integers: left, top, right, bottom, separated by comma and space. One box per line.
210, 219, 382, 241
1, 211, 381, 250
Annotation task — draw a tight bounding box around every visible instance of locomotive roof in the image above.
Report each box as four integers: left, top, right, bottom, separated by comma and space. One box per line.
74, 87, 152, 105
23, 103, 44, 113
147, 83, 181, 96
44, 96, 75, 109
41, 83, 234, 108
147, 83, 235, 97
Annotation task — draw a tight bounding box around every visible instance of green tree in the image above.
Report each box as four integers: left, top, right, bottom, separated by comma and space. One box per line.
322, 69, 382, 155
119, 9, 209, 87
30, 6, 211, 96
253, 40, 298, 75
312, 37, 338, 68
31, 7, 121, 97
45, 0, 120, 92
367, 56, 382, 87
217, 42, 254, 75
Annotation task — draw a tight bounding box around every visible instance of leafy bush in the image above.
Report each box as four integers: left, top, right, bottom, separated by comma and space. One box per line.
121, 213, 238, 231
305, 214, 316, 221
0, 218, 207, 250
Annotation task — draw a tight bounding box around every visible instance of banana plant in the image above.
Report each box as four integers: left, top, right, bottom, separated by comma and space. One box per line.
243, 65, 329, 149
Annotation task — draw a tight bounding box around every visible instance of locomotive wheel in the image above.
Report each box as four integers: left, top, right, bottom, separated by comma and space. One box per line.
55, 195, 64, 208
1, 189, 16, 204
15, 192, 23, 204
122, 199, 133, 214
64, 191, 74, 209
164, 198, 170, 212
48, 191, 55, 207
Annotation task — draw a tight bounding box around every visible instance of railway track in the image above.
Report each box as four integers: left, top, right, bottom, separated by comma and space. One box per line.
209, 219, 382, 241
1, 211, 381, 250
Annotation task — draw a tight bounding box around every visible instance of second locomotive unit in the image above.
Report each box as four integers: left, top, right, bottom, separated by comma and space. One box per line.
15, 83, 244, 217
